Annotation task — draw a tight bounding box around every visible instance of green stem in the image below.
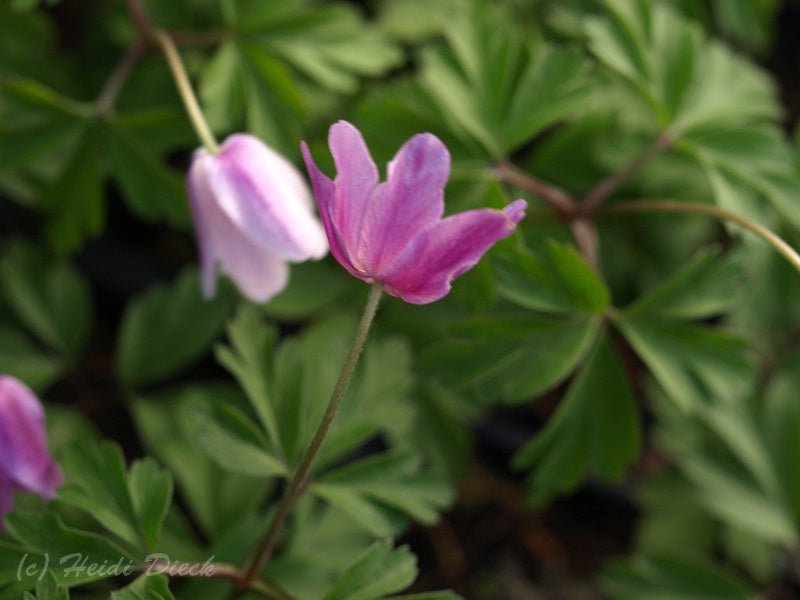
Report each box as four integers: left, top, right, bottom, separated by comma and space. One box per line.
243, 283, 384, 582
601, 200, 800, 274
152, 29, 220, 154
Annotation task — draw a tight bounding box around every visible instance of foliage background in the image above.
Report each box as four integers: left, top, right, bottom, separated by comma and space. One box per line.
2, 0, 800, 598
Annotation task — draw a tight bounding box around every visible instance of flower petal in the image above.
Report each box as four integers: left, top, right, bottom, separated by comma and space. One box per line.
328, 121, 380, 263
301, 140, 363, 280
207, 135, 328, 261
192, 175, 291, 302
380, 200, 527, 304
0, 377, 63, 499
357, 133, 450, 273
188, 150, 222, 298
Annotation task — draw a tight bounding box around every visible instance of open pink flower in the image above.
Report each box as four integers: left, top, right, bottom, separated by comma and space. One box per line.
0, 376, 63, 523
188, 134, 329, 303
302, 121, 526, 304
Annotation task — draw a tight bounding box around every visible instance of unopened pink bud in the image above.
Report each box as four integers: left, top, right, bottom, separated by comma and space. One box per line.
188, 134, 329, 302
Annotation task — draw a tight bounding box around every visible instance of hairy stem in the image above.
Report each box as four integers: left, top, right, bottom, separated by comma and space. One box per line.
153, 29, 220, 154
243, 284, 384, 582
581, 133, 672, 212
602, 200, 800, 274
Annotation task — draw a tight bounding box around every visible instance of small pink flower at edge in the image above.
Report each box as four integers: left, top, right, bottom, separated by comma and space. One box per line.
188, 134, 329, 303
301, 121, 527, 304
0, 376, 63, 525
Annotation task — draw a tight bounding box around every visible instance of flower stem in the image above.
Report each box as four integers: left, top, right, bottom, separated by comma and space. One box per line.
601, 200, 800, 274
152, 29, 220, 154
243, 283, 384, 582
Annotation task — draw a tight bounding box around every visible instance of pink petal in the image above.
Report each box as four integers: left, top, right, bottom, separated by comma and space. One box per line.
357, 133, 450, 273
379, 200, 527, 304
301, 141, 363, 280
328, 121, 379, 265
205, 135, 328, 261
0, 377, 63, 500
189, 159, 290, 302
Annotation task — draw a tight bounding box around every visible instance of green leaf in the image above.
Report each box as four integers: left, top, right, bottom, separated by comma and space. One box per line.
270, 315, 415, 468
418, 5, 586, 157
128, 460, 174, 551
29, 573, 68, 600
421, 314, 599, 404
680, 454, 796, 547
262, 260, 350, 321
682, 126, 800, 230
586, 0, 770, 129
248, 4, 402, 94
104, 119, 189, 228
324, 540, 417, 600
58, 441, 172, 552
601, 555, 754, 600
410, 382, 472, 476
5, 511, 136, 588
635, 472, 717, 558
514, 332, 640, 506
623, 247, 742, 320
501, 47, 588, 153
376, 0, 458, 42
2, 77, 90, 120
314, 452, 453, 536
200, 41, 245, 133
110, 574, 174, 600
615, 318, 753, 411
131, 385, 272, 539
0, 241, 91, 360
188, 397, 287, 478
765, 351, 800, 517
116, 268, 234, 388
0, 323, 64, 391
495, 242, 610, 315
40, 124, 104, 255
214, 305, 281, 451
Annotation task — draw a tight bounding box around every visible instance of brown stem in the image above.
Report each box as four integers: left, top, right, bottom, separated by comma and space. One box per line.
570, 218, 600, 271
580, 132, 672, 212
95, 42, 146, 115
492, 162, 576, 217
124, 0, 151, 37
136, 561, 296, 600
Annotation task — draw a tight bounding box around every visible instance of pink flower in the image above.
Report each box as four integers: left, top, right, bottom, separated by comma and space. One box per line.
0, 376, 63, 523
301, 121, 526, 304
188, 134, 329, 303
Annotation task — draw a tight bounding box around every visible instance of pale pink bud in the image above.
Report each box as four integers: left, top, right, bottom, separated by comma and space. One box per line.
188, 134, 329, 302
